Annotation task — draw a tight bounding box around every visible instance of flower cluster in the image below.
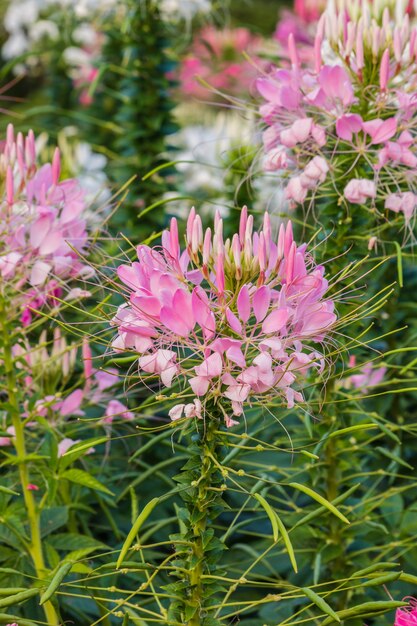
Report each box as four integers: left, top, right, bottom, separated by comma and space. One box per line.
179, 26, 264, 102
0, 335, 132, 449
0, 124, 93, 324
111, 207, 337, 427
257, 0, 417, 230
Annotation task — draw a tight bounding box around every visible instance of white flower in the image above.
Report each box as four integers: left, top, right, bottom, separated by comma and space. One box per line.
160, 0, 211, 20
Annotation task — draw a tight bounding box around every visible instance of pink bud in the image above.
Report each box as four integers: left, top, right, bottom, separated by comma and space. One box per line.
371, 25, 381, 58
170, 217, 180, 260
262, 211, 272, 249
203, 227, 212, 266
345, 22, 356, 57
17, 146, 25, 178
186, 206, 196, 243
216, 253, 225, 296
82, 337, 93, 381
288, 33, 299, 69
245, 215, 253, 242
27, 129, 36, 166
214, 209, 222, 231
410, 28, 417, 60
52, 147, 61, 186
259, 232, 267, 272
286, 241, 296, 283
6, 166, 13, 205
192, 216, 203, 254
27, 484, 39, 491
232, 233, 241, 277
277, 224, 285, 261
380, 49, 390, 91
393, 28, 402, 62
239, 205, 248, 244
284, 221, 293, 257
6, 123, 14, 147
356, 25, 364, 70
368, 236, 377, 251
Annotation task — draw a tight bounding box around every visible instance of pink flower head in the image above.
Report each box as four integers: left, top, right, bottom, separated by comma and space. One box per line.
112, 207, 337, 427
256, 1, 417, 233
178, 26, 265, 102
395, 598, 417, 626
0, 124, 92, 323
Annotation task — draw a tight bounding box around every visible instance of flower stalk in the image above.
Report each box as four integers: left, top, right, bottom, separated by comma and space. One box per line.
169, 412, 225, 626
0, 295, 59, 625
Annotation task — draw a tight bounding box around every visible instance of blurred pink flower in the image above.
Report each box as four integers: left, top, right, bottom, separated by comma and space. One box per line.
0, 124, 92, 324
179, 26, 264, 102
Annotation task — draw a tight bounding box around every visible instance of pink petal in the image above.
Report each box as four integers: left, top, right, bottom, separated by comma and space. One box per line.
60, 389, 84, 416
237, 285, 251, 322
253, 286, 271, 322
195, 353, 223, 378
262, 308, 289, 334
226, 308, 243, 334
363, 117, 397, 144
189, 376, 210, 396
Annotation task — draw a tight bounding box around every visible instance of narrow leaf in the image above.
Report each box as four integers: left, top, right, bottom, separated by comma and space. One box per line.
289, 482, 350, 524
61, 469, 114, 495
302, 587, 340, 622
117, 498, 159, 568
40, 562, 73, 605
0, 485, 19, 496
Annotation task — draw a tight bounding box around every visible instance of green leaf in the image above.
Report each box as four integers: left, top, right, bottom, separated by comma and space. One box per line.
40, 562, 73, 605
61, 469, 114, 496
302, 587, 340, 622
117, 498, 159, 568
40, 506, 68, 538
0, 486, 19, 496
289, 482, 350, 524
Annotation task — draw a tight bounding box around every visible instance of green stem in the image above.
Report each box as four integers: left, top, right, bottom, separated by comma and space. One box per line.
171, 414, 225, 626
0, 300, 60, 625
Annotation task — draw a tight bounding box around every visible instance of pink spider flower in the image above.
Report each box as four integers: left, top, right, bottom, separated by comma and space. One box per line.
256, 0, 417, 230
111, 206, 337, 427
178, 26, 265, 102
0, 124, 93, 325
395, 598, 417, 626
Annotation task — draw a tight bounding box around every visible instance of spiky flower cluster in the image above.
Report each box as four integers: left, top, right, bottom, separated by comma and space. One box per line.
257, 0, 417, 230
0, 124, 92, 324
111, 207, 337, 427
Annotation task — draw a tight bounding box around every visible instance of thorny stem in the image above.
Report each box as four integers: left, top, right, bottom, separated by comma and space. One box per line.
0, 296, 60, 625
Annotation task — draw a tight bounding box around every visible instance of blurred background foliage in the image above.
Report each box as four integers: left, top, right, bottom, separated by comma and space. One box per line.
0, 0, 417, 625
